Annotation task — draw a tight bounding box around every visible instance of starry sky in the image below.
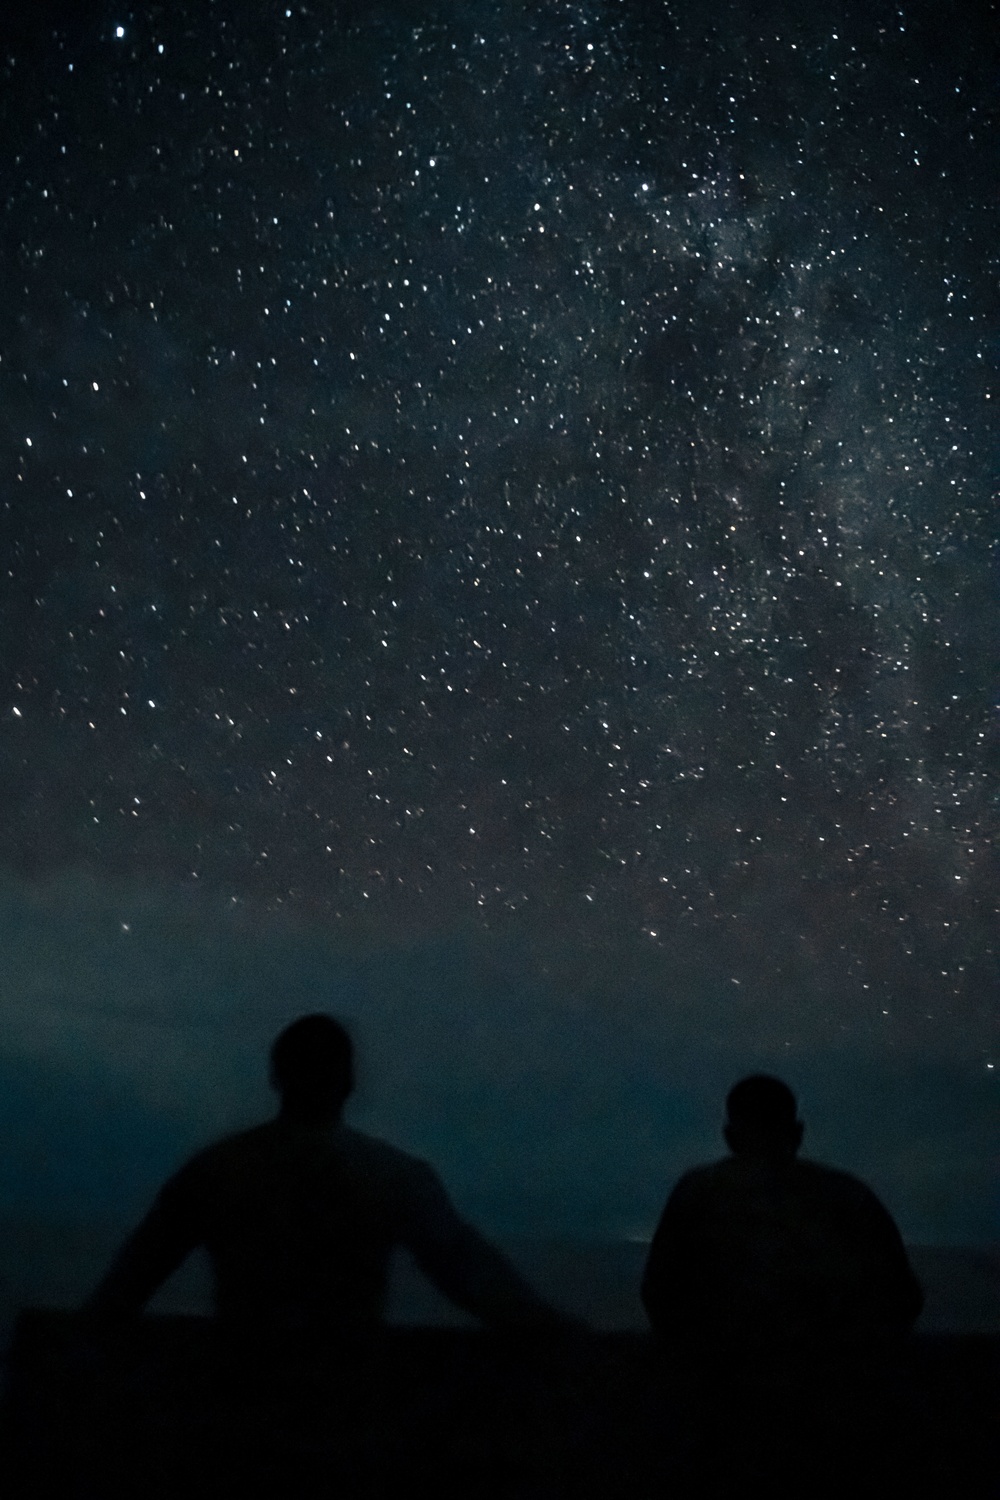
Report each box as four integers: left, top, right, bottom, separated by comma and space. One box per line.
0, 1, 997, 1248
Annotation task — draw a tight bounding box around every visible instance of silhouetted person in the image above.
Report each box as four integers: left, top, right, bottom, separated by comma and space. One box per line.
87, 1014, 565, 1337
83, 1017, 574, 1496
642, 1075, 923, 1353
640, 1078, 926, 1494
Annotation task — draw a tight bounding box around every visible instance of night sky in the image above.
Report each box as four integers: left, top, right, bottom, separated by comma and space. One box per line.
0, 1, 997, 1252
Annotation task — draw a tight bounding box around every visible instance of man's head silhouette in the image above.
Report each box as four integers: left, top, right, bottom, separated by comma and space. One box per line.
724, 1074, 803, 1160
270, 1014, 354, 1123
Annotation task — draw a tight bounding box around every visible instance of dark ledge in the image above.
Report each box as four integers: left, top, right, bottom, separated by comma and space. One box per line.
3, 1310, 997, 1498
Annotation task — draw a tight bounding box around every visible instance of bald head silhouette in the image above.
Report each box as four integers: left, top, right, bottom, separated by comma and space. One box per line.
269, 1014, 354, 1124
723, 1074, 804, 1159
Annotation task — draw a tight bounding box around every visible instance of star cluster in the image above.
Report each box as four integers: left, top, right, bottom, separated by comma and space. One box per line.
0, 2, 996, 1053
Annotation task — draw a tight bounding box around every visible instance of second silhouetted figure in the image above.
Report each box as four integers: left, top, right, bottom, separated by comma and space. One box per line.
642, 1074, 923, 1352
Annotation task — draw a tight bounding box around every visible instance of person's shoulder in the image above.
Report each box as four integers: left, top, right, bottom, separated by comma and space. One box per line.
795, 1157, 866, 1189
176, 1123, 277, 1177
336, 1126, 440, 1186
794, 1157, 887, 1208
667, 1158, 731, 1200
686, 1156, 740, 1182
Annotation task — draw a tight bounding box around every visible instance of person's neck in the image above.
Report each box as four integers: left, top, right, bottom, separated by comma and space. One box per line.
734, 1147, 797, 1164
279, 1101, 343, 1129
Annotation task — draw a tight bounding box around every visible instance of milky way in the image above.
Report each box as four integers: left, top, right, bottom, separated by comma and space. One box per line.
0, 2, 996, 1061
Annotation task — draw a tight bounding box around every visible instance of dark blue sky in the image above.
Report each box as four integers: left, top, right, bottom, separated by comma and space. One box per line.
0, 1, 996, 1243
0, 873, 996, 1244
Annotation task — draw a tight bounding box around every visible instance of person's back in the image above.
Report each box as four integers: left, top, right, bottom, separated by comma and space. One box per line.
642, 1075, 923, 1353
87, 1015, 565, 1338
136, 1118, 489, 1333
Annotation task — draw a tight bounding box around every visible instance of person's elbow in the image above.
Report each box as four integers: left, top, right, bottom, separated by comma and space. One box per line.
79, 1281, 145, 1339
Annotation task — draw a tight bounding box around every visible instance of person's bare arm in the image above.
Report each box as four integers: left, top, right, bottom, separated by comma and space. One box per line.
399, 1163, 571, 1331
84, 1168, 202, 1320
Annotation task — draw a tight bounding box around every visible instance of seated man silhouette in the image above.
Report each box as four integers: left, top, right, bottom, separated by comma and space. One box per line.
641, 1074, 923, 1353
86, 1013, 566, 1338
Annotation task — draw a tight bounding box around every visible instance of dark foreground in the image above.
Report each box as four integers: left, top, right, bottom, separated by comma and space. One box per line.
3, 1311, 996, 1498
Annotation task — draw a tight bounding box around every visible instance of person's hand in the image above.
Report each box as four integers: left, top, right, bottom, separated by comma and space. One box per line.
522, 1314, 602, 1389
65, 1308, 132, 1382
63, 1320, 113, 1382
